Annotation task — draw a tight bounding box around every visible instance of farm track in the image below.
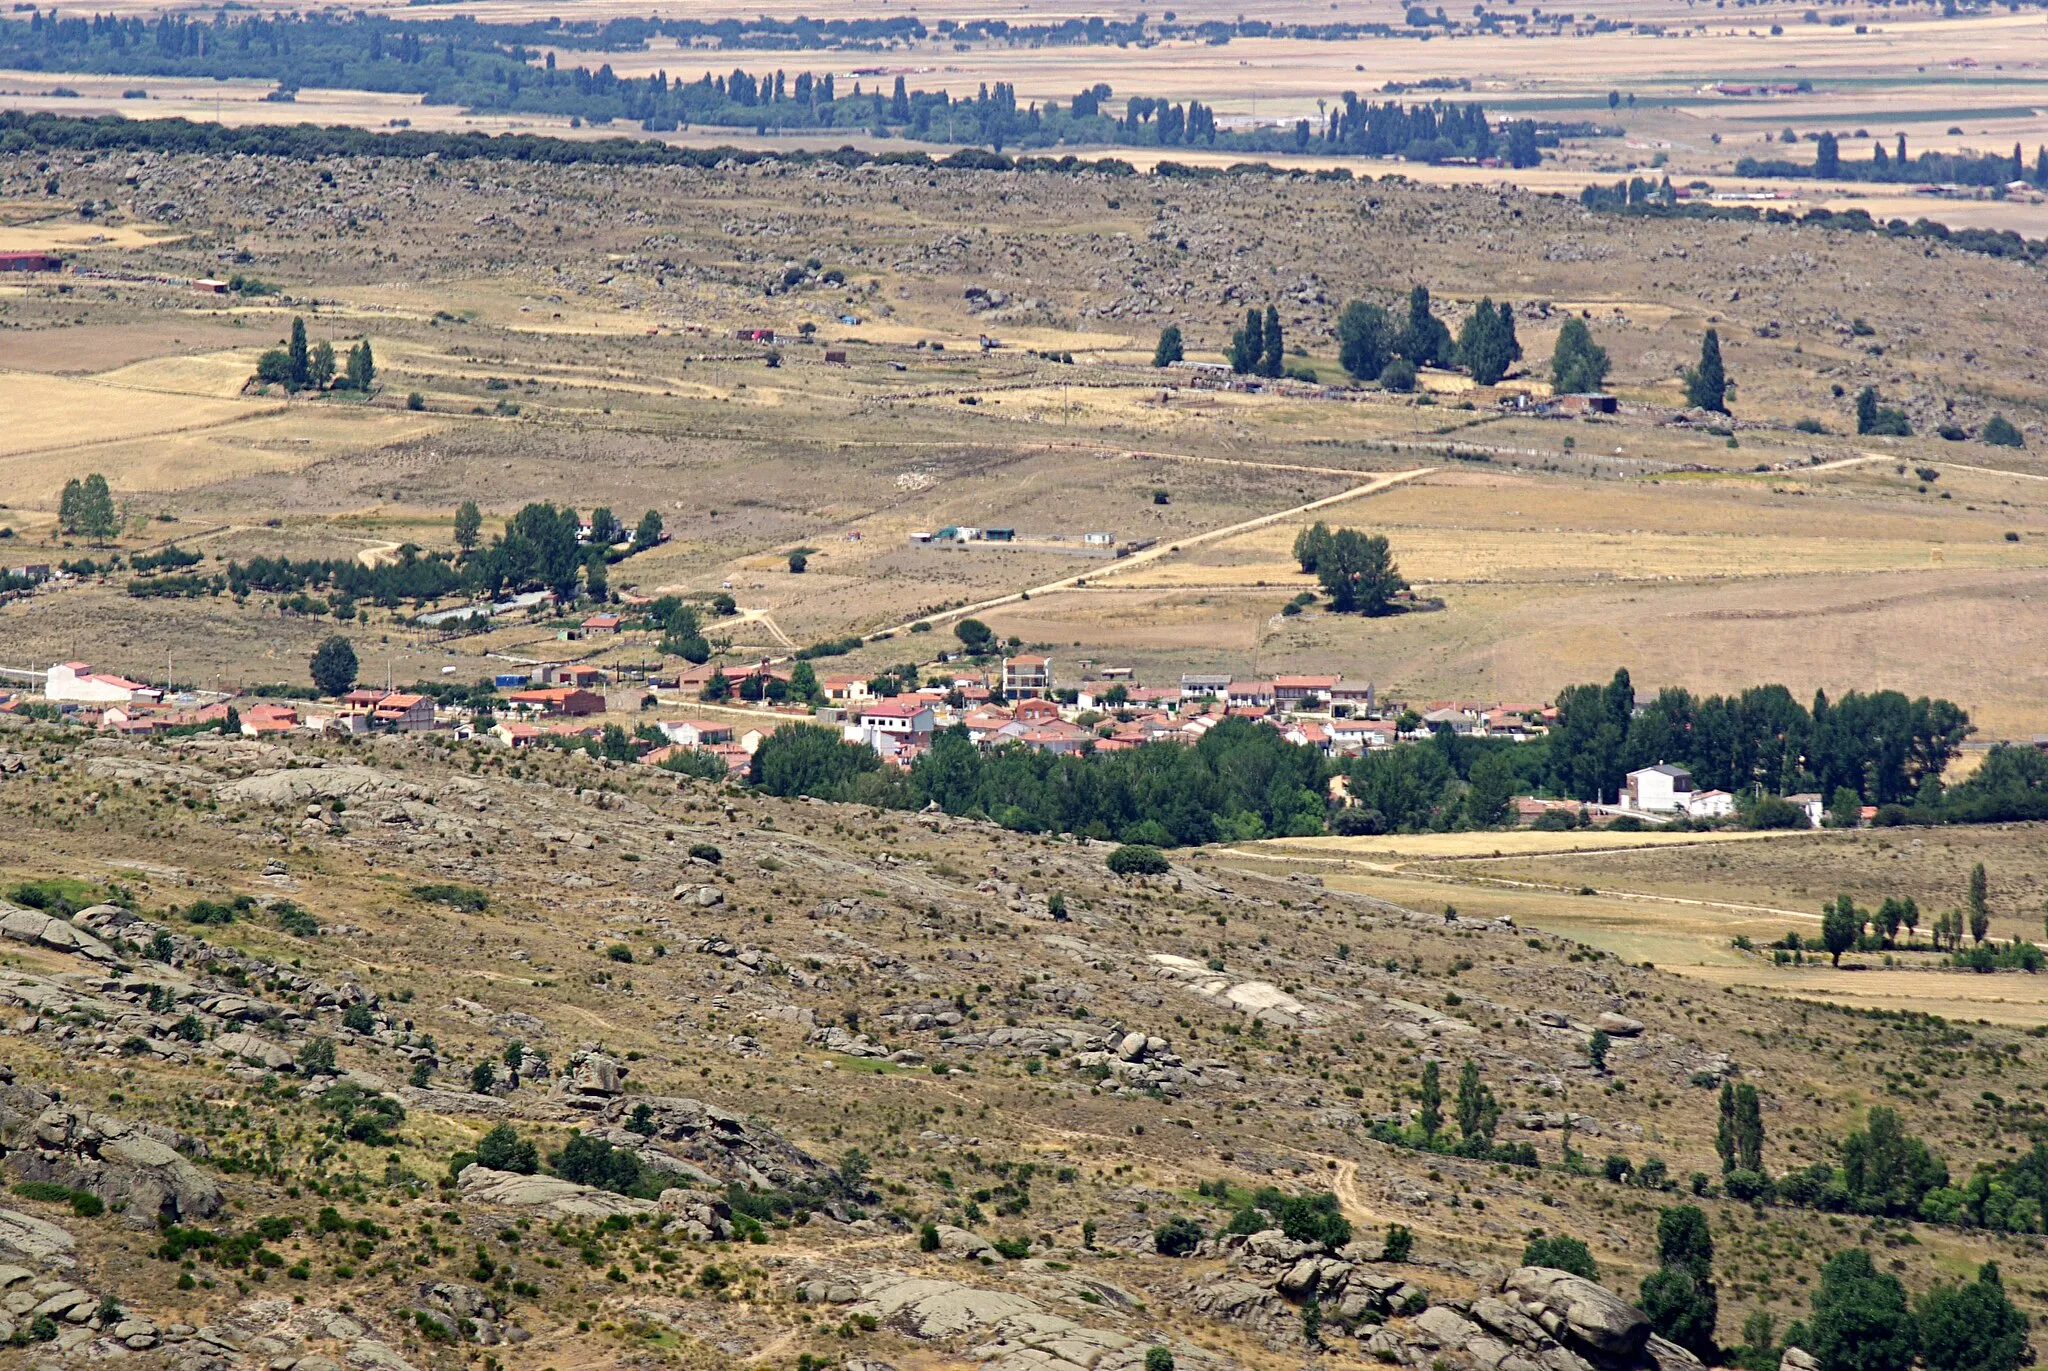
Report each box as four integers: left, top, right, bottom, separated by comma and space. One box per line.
853, 465, 1438, 645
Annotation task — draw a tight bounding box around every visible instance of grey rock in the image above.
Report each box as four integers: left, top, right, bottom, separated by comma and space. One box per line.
1780, 1351, 1819, 1371
1411, 1306, 1481, 1351
1595, 1014, 1645, 1037
1503, 1268, 1650, 1362
1643, 1334, 1706, 1371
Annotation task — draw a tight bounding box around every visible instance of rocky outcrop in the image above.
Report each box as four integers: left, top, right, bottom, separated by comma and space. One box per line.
0, 903, 116, 964
455, 1164, 656, 1219
0, 1208, 75, 1265
587, 1093, 828, 1190
1502, 1267, 1651, 1363
855, 1277, 1046, 1339
8, 1104, 222, 1226
551, 1048, 624, 1107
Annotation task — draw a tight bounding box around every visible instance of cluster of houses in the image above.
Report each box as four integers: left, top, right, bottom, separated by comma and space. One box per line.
811, 658, 1559, 766
12, 658, 1861, 829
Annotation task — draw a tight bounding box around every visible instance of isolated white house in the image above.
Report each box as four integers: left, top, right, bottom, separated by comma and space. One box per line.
45, 661, 152, 705
1624, 763, 1695, 813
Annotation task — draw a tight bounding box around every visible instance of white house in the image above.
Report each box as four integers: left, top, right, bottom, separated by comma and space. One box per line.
853, 699, 935, 739
1624, 763, 1695, 813
1685, 788, 1736, 819
44, 661, 153, 705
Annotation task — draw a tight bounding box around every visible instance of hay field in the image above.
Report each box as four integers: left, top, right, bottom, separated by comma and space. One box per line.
0, 369, 272, 460
1269, 844, 2048, 1024
1139, 465, 2048, 589
1248, 827, 1800, 862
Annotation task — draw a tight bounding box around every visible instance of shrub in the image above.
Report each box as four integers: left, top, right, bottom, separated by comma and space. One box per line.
1378, 357, 1418, 392
919, 1221, 941, 1252
1523, 1234, 1598, 1279
1153, 1216, 1203, 1257
605, 943, 634, 963
993, 1234, 1033, 1259
412, 883, 489, 912
475, 1123, 539, 1174
1107, 844, 1170, 876
1380, 1223, 1415, 1262
1146, 1348, 1176, 1371
1749, 796, 1807, 829
689, 843, 723, 863
1983, 415, 2025, 448
1277, 1191, 1351, 1248
273, 900, 320, 936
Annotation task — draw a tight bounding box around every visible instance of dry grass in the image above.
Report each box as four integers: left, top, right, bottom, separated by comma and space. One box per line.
1249, 827, 1800, 862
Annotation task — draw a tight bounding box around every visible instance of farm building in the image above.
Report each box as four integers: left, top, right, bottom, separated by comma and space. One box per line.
45, 662, 154, 705
0, 252, 60, 273
506, 687, 605, 717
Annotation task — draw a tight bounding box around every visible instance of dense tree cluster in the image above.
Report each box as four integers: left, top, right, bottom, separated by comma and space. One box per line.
1544, 668, 1970, 807
906, 717, 1328, 844
56, 473, 118, 544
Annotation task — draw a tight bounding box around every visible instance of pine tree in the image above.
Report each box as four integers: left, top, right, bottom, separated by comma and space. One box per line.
1550, 316, 1611, 394
1153, 325, 1183, 368
1715, 1082, 1738, 1173
1261, 305, 1284, 378
1969, 863, 1990, 945
454, 500, 482, 551
288, 316, 309, 389
1685, 329, 1729, 412
1498, 301, 1521, 361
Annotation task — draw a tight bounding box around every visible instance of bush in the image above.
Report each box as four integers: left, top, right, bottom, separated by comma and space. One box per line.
1277, 1192, 1351, 1248
689, 843, 723, 863
919, 1221, 941, 1252
273, 900, 319, 936
1146, 1348, 1176, 1371
1153, 1216, 1203, 1257
1378, 357, 1418, 392
475, 1123, 540, 1174
1107, 844, 1170, 876
992, 1234, 1033, 1259
1723, 1169, 1772, 1202
1523, 1234, 1598, 1279
1380, 1223, 1414, 1262
1749, 796, 1808, 829
1983, 415, 2025, 448
412, 883, 489, 911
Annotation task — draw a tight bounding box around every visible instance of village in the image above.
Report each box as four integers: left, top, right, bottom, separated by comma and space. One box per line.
6, 648, 1798, 829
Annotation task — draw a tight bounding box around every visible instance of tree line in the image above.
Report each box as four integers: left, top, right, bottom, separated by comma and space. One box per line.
0, 15, 1515, 159
751, 716, 1329, 845
1545, 668, 1971, 808
1739, 132, 2047, 189
1580, 187, 2048, 268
